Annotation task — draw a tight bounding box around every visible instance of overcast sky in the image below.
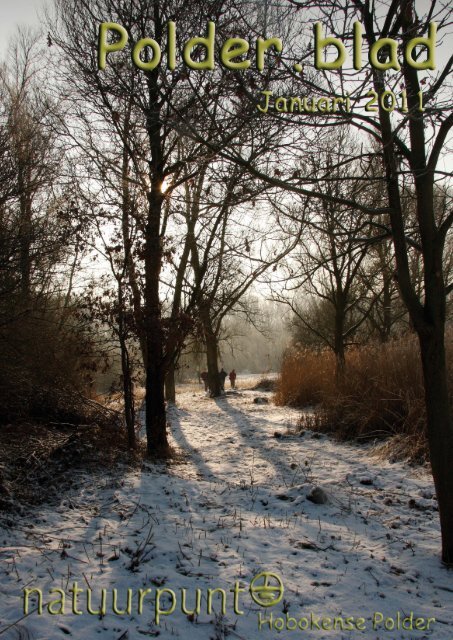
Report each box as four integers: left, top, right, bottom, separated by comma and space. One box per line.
0, 0, 46, 58
0, 0, 449, 60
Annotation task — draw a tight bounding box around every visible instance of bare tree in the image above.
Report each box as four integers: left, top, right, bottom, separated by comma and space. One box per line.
0, 29, 63, 305
187, 0, 453, 564
172, 152, 298, 396
277, 134, 376, 378
50, 0, 236, 454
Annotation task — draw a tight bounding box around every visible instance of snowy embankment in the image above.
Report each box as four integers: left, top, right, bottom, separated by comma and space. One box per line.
0, 386, 451, 640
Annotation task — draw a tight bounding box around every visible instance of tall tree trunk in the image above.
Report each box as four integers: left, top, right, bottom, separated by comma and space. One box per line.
200, 306, 221, 397
18, 167, 32, 304
165, 362, 176, 403
206, 330, 221, 397
418, 327, 453, 565
121, 113, 147, 367
118, 280, 136, 449
143, 7, 169, 456
334, 311, 345, 383
144, 184, 168, 455
334, 296, 346, 384
119, 331, 136, 450
367, 12, 453, 561
380, 270, 392, 342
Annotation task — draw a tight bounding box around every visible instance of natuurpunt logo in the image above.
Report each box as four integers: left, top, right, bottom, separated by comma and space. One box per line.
22, 572, 437, 633
23, 571, 284, 624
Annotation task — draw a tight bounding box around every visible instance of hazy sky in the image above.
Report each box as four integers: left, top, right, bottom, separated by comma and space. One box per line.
0, 0, 450, 172
0, 0, 448, 60
0, 0, 46, 57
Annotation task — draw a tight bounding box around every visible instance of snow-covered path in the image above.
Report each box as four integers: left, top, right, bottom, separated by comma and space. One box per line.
0, 388, 452, 640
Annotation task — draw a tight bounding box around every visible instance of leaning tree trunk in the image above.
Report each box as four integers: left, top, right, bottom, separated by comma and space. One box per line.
418, 326, 453, 566
164, 204, 193, 405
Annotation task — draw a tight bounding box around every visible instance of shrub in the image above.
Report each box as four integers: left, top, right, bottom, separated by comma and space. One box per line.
0, 301, 105, 424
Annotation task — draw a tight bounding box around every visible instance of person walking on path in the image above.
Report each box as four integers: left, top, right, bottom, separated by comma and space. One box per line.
229, 369, 237, 389
200, 371, 208, 392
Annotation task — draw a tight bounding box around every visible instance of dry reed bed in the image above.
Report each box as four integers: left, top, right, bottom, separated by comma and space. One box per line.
275, 331, 453, 463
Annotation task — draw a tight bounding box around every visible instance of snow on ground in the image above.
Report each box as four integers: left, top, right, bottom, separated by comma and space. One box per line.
0, 385, 452, 640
